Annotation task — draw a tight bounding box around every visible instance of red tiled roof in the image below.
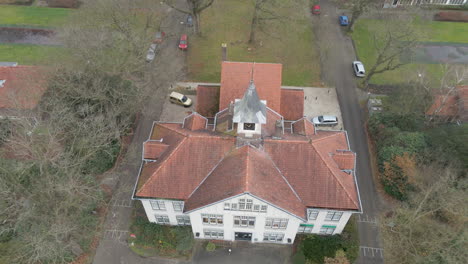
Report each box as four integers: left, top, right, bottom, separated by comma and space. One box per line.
136, 122, 360, 213
292, 118, 315, 136
143, 141, 169, 160
332, 152, 356, 171
0, 66, 47, 109
280, 89, 304, 120
456, 86, 468, 122
185, 146, 305, 217
219, 62, 282, 113
196, 85, 220, 117
426, 94, 458, 116
183, 112, 207, 131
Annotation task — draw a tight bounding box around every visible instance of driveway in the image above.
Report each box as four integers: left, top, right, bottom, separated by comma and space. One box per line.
311, 1, 384, 264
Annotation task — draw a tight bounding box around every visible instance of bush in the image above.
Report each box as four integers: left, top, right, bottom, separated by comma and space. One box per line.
82, 140, 120, 175
0, 0, 33, 5
47, 0, 80, 8
425, 124, 468, 168
434, 11, 468, 22
0, 118, 12, 146
302, 235, 343, 263
205, 241, 216, 252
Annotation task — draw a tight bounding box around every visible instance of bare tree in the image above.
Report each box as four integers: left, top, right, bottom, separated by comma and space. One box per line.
347, 0, 372, 32
249, 0, 282, 44
164, 0, 215, 35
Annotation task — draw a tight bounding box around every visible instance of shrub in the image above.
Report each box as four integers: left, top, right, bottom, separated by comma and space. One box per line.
82, 140, 120, 175
47, 0, 80, 8
0, 0, 33, 5
434, 11, 468, 22
205, 241, 216, 251
0, 118, 12, 146
302, 235, 342, 264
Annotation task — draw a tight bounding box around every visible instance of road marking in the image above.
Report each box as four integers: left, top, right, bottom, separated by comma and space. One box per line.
104, 230, 128, 242
360, 246, 383, 258
111, 199, 133, 208
357, 214, 378, 224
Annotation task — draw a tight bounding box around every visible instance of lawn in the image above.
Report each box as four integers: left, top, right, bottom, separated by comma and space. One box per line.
0, 44, 64, 65
0, 5, 71, 28
188, 0, 320, 86
352, 18, 468, 85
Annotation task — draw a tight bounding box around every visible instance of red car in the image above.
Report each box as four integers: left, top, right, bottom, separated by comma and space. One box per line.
312, 5, 320, 15
178, 34, 188, 50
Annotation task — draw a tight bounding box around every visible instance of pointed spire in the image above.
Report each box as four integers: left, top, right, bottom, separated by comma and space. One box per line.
232, 80, 267, 124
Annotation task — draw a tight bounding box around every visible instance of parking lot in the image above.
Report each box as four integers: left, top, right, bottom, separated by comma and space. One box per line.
159, 91, 197, 122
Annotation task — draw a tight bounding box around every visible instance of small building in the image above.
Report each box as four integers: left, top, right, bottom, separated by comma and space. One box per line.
367, 98, 383, 115
426, 86, 468, 123
132, 62, 362, 244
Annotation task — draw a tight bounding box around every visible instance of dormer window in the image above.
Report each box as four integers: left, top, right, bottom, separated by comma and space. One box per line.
243, 123, 255, 130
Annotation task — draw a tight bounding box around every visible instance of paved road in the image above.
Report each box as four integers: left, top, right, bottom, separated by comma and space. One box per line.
92, 2, 189, 264
311, 1, 384, 264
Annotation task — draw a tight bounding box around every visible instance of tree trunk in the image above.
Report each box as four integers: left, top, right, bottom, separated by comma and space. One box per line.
194, 13, 201, 35
249, 5, 259, 44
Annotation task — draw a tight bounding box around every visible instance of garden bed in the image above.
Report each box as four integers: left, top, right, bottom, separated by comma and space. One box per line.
0, 27, 59, 45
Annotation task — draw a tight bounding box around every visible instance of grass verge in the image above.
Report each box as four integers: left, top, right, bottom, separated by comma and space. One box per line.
352, 18, 468, 85
0, 5, 71, 28
188, 0, 320, 86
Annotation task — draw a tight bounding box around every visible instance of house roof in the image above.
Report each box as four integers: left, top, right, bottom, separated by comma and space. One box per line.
195, 85, 220, 117
143, 141, 169, 160
219, 62, 282, 113
183, 112, 207, 131
292, 117, 315, 136
233, 81, 267, 124
135, 122, 360, 215
0, 65, 46, 110
280, 89, 304, 121
426, 94, 458, 116
457, 85, 468, 122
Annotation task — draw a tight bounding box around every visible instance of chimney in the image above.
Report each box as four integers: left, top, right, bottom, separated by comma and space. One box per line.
221, 43, 227, 61
273, 120, 282, 139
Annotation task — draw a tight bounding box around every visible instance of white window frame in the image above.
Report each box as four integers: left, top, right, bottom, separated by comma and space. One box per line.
239, 198, 246, 210
176, 215, 191, 225
325, 211, 343, 221
204, 229, 224, 239
150, 200, 166, 211
172, 201, 184, 212
263, 232, 284, 242
253, 204, 260, 211
231, 203, 238, 210
260, 205, 267, 212
298, 224, 314, 233
265, 218, 288, 230
202, 214, 223, 226
319, 226, 336, 235
233, 216, 255, 227
224, 203, 230, 210
307, 209, 319, 220
154, 214, 170, 224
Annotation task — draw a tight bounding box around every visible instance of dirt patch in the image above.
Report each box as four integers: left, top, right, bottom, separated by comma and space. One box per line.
0, 27, 60, 45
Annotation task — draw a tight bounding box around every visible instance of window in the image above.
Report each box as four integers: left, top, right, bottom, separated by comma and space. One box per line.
298, 224, 314, 233
224, 203, 230, 210
246, 199, 253, 210
320, 225, 336, 235
239, 199, 246, 210
307, 210, 319, 220
176, 215, 191, 225
204, 229, 224, 239
150, 200, 166, 211
260, 205, 267, 212
233, 216, 255, 227
231, 203, 238, 210
172, 201, 184, 212
155, 215, 170, 224
202, 214, 223, 225
263, 233, 284, 242
253, 205, 260, 211
325, 211, 343, 221
243, 123, 255, 131
265, 218, 288, 229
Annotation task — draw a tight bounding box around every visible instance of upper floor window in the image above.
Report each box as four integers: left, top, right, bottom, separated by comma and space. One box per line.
234, 216, 255, 227
239, 198, 246, 210
325, 211, 343, 221
224, 203, 231, 210
202, 214, 223, 225
226, 198, 267, 212
265, 218, 288, 229
308, 210, 319, 220
172, 201, 184, 212
150, 200, 166, 211
260, 205, 267, 212
155, 214, 170, 224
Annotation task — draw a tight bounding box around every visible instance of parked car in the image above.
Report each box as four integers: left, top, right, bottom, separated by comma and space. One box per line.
352, 61, 365, 77
178, 34, 188, 50
146, 43, 157, 62
153, 31, 165, 44
311, 5, 320, 15
311, 115, 339, 126
169, 91, 192, 107
339, 15, 349, 26
186, 15, 193, 27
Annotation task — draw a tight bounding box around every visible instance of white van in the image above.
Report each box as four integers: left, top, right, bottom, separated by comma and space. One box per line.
169, 92, 192, 107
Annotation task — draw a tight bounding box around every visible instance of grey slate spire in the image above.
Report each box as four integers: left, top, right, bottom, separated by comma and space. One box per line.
233, 80, 267, 124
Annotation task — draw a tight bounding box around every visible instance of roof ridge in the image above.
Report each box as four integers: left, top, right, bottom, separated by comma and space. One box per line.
312, 131, 344, 142
138, 137, 188, 193
157, 122, 188, 137
312, 145, 359, 208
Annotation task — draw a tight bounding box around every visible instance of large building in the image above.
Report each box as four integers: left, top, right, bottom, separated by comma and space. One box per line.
132, 62, 362, 244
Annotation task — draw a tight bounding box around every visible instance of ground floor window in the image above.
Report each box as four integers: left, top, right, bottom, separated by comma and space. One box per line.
204, 229, 224, 239
176, 215, 191, 225
263, 232, 284, 242
319, 225, 336, 235
298, 224, 314, 233
155, 214, 170, 224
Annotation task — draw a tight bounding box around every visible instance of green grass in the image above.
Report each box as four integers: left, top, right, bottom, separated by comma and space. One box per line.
0, 5, 71, 28
188, 0, 320, 86
352, 18, 468, 85
0, 44, 65, 65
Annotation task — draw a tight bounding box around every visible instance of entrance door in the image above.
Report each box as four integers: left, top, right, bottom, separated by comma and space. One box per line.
234, 232, 252, 241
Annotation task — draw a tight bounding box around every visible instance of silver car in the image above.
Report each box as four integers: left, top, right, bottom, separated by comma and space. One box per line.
146, 43, 158, 62
352, 61, 365, 77
312, 115, 338, 126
